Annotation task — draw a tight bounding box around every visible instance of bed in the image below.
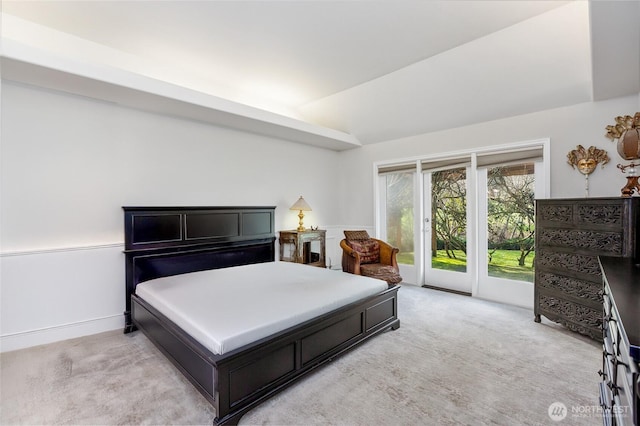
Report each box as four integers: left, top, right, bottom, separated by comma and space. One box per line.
123, 206, 400, 425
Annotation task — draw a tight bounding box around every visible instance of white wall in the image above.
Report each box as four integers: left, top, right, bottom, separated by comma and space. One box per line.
2, 80, 638, 352
0, 81, 340, 351
337, 95, 640, 226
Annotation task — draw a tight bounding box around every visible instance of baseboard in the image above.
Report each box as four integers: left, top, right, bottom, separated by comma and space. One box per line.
421, 284, 472, 297
0, 314, 123, 353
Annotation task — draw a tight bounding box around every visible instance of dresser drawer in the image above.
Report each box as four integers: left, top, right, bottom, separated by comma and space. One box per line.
537, 250, 602, 278
599, 381, 614, 426
538, 294, 601, 330
538, 228, 624, 255
615, 360, 636, 425
537, 271, 602, 305
538, 200, 626, 227
603, 288, 612, 319
575, 203, 625, 227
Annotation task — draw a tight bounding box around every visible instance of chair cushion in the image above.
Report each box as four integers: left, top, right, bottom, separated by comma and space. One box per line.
347, 239, 380, 264
343, 230, 370, 241
360, 264, 403, 285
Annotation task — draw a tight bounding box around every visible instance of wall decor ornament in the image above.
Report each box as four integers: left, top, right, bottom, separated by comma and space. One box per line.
616, 162, 640, 197
605, 112, 640, 196
566, 145, 609, 197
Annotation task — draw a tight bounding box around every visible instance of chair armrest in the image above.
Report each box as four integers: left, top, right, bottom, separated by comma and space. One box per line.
340, 239, 361, 274
374, 238, 400, 269
340, 239, 359, 258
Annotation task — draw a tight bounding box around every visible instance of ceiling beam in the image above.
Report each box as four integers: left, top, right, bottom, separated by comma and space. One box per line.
0, 40, 362, 151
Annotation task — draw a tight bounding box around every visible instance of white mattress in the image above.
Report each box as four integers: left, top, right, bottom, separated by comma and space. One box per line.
135, 262, 388, 355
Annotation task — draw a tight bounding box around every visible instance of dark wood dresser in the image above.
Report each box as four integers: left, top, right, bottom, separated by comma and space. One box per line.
599, 257, 639, 426
534, 198, 639, 340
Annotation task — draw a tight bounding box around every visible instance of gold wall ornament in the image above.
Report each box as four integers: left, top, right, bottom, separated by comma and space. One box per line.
605, 112, 640, 196
605, 112, 640, 160
567, 145, 609, 174
567, 145, 609, 197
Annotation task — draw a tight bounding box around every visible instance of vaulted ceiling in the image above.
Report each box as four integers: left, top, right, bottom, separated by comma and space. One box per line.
2, 1, 639, 148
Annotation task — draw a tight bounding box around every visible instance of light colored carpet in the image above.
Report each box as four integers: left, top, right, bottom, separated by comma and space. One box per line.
1, 285, 601, 425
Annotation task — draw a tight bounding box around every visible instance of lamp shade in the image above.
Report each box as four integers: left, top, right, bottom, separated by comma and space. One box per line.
289, 196, 312, 211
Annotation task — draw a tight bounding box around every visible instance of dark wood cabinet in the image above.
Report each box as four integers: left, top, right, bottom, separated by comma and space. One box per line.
534, 198, 639, 340
279, 230, 326, 268
599, 257, 639, 426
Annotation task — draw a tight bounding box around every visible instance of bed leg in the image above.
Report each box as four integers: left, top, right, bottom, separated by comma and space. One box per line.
123, 311, 136, 333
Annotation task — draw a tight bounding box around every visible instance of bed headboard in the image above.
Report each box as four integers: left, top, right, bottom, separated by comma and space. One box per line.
123, 206, 276, 332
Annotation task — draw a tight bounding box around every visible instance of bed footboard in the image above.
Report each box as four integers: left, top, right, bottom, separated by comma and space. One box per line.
132, 284, 400, 425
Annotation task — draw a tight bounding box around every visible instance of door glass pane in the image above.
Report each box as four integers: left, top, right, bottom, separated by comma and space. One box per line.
431, 168, 467, 272
486, 163, 535, 282
384, 172, 414, 265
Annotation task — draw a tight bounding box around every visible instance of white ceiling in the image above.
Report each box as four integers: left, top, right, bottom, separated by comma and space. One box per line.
2, 0, 639, 146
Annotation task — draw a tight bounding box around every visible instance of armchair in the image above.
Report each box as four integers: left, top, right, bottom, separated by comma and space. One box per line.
340, 230, 402, 285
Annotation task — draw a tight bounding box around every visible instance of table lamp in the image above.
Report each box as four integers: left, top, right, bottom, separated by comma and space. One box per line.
289, 196, 312, 231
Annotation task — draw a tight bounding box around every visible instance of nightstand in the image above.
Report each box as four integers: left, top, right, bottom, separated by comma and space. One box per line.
279, 229, 326, 268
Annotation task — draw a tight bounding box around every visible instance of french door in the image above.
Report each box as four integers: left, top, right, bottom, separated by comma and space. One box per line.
422, 158, 544, 307
423, 166, 473, 294
475, 160, 544, 307
377, 142, 548, 307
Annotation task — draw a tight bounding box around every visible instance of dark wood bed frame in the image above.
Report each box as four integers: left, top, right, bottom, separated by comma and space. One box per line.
123, 206, 400, 425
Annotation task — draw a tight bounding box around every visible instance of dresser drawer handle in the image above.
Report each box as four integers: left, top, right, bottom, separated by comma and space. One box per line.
606, 380, 620, 396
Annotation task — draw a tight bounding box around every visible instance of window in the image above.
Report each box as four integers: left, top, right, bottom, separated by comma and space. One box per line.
380, 170, 415, 265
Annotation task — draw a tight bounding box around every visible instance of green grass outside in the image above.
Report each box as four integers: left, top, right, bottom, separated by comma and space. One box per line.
397, 249, 534, 283
486, 249, 534, 282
